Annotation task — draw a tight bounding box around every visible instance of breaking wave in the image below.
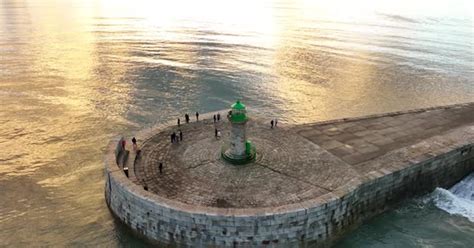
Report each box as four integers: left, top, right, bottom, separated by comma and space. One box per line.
430, 173, 474, 222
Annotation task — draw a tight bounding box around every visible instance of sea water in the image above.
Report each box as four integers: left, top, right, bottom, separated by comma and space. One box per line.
0, 0, 473, 246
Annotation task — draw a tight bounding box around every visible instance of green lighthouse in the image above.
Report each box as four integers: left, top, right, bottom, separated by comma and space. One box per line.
222, 100, 256, 164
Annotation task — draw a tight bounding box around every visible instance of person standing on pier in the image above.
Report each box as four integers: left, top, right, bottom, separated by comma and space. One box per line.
275, 119, 278, 127
170, 133, 175, 143
177, 118, 181, 127
159, 163, 163, 174
270, 120, 274, 129
131, 137, 137, 151
213, 114, 216, 123
196, 112, 199, 121
217, 113, 221, 121
179, 130, 183, 141
185, 113, 189, 123
215, 128, 218, 139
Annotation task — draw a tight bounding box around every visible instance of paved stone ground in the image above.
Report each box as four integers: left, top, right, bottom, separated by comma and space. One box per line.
133, 103, 474, 209
296, 103, 474, 172
134, 118, 356, 208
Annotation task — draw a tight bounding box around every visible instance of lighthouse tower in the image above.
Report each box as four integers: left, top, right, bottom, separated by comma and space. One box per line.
222, 100, 256, 165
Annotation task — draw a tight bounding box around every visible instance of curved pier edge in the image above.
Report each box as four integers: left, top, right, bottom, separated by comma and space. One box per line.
104, 104, 474, 247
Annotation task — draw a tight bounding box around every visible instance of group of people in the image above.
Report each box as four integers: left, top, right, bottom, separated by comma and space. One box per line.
213, 113, 221, 123
120, 135, 163, 177
213, 113, 222, 139
176, 112, 279, 143
179, 112, 200, 126
170, 130, 183, 143
174, 112, 200, 143
175, 111, 225, 143
126, 137, 165, 175
126, 113, 281, 179
120, 137, 139, 152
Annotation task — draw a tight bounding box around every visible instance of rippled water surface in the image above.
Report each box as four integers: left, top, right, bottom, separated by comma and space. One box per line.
1, 0, 473, 246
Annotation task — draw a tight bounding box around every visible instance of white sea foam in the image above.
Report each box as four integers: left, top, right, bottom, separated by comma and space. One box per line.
431, 173, 474, 222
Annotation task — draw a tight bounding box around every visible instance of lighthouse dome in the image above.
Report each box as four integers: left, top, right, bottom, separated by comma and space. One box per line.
229, 100, 247, 123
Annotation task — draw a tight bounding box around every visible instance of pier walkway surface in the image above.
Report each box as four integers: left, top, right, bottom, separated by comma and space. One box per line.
131, 103, 474, 209
296, 103, 474, 173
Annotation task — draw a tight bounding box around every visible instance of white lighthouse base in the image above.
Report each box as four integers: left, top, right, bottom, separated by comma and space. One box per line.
222, 144, 256, 165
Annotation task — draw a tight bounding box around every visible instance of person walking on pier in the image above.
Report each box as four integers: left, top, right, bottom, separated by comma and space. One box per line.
270, 119, 274, 129
217, 113, 221, 121
170, 133, 175, 143
179, 130, 183, 141
213, 114, 216, 123
215, 128, 218, 139
196, 112, 199, 121
177, 118, 181, 127
159, 163, 163, 174
185, 113, 190, 123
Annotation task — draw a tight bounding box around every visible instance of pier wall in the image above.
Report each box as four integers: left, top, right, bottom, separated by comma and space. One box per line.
105, 135, 474, 247
322, 143, 473, 245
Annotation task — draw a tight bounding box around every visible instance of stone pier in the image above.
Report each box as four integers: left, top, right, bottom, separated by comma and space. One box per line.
104, 103, 474, 247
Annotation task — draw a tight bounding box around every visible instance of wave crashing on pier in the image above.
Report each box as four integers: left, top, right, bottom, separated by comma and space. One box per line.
430, 173, 474, 222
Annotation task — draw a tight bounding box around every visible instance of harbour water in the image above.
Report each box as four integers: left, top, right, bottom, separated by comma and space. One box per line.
0, 0, 473, 246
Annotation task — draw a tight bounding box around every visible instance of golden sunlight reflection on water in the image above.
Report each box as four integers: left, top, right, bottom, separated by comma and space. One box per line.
0, 0, 473, 246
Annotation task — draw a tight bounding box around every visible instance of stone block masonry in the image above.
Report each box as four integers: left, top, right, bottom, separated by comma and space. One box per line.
104, 103, 474, 247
